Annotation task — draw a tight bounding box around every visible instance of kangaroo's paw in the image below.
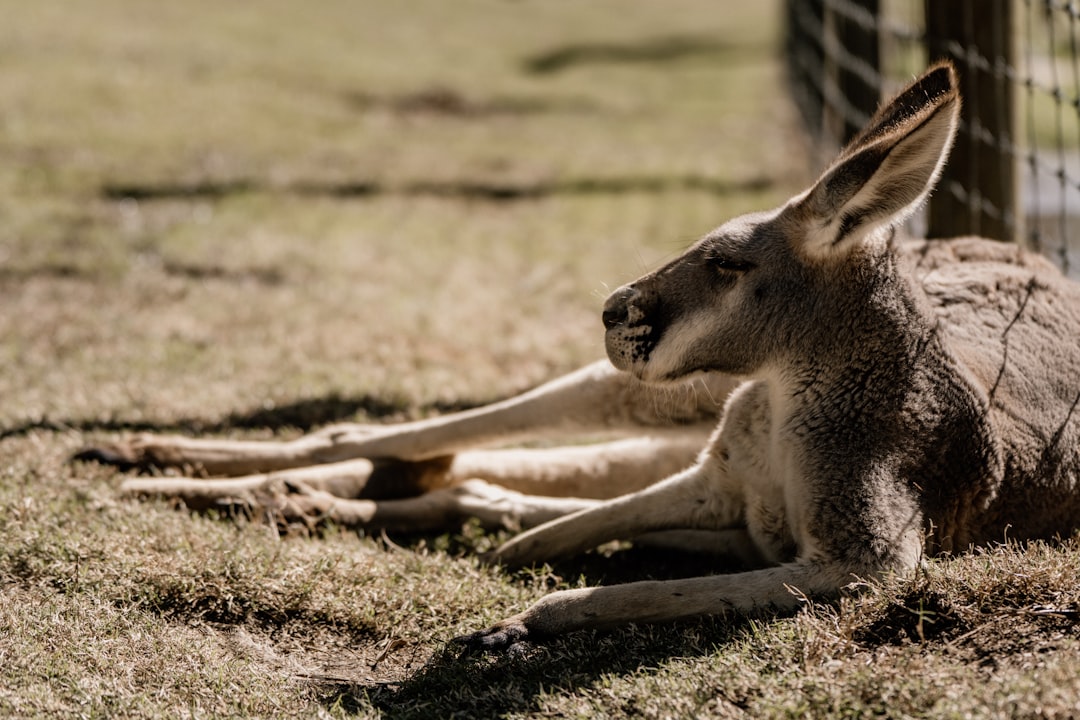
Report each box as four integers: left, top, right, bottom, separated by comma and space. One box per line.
73, 434, 192, 472
453, 617, 532, 654
71, 445, 138, 471
268, 481, 339, 518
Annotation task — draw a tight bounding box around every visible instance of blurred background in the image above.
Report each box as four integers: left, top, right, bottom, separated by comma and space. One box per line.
0, 0, 802, 432
1, 0, 1074, 435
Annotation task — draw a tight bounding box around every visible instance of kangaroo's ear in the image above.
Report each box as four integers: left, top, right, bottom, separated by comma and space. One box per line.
793, 61, 960, 260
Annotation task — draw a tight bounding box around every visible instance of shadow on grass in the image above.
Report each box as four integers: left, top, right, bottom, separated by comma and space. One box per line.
0, 260, 287, 286
159, 260, 287, 286
344, 87, 599, 117
217, 394, 481, 432
101, 179, 256, 201
353, 620, 747, 719
0, 264, 88, 281
318, 545, 764, 719
1, 392, 487, 441
522, 34, 748, 75
101, 174, 773, 203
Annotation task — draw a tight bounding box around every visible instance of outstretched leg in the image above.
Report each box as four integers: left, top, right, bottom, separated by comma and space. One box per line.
76, 361, 734, 475
266, 479, 605, 532
117, 435, 707, 530
488, 457, 743, 567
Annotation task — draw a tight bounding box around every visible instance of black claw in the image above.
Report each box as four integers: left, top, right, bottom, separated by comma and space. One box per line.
476, 551, 501, 567
70, 447, 137, 472
453, 623, 530, 655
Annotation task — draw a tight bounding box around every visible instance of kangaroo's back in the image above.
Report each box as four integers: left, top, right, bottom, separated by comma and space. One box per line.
905, 237, 1080, 542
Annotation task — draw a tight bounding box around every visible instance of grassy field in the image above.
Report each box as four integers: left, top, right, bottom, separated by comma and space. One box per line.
1, 1, 1078, 717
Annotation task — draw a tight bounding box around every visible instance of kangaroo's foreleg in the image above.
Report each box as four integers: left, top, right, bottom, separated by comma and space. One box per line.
457, 560, 857, 651
488, 457, 743, 568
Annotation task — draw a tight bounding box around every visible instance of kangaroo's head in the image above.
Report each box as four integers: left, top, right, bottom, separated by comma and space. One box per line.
603, 62, 961, 383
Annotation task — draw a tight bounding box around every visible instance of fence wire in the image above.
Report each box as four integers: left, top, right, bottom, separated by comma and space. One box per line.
785, 0, 1080, 276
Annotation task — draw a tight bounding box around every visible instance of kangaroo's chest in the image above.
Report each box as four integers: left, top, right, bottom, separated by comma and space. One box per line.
718, 374, 935, 568
719, 381, 804, 564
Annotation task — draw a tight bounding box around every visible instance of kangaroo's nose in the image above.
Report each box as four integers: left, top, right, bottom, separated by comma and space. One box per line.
602, 286, 634, 329
602, 305, 626, 330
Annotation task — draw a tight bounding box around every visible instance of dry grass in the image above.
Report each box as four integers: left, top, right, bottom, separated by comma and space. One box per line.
1, 1, 1078, 717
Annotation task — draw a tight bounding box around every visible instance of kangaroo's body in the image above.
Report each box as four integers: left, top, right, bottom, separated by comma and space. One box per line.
80, 63, 1080, 649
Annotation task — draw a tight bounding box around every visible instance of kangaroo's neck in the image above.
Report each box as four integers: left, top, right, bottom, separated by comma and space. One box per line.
780, 249, 940, 393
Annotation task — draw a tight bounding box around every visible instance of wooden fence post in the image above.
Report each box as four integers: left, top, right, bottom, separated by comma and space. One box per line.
824, 0, 881, 143
786, 0, 826, 139
924, 0, 1017, 241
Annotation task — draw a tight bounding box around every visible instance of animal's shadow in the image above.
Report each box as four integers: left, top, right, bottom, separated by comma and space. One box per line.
319, 542, 771, 719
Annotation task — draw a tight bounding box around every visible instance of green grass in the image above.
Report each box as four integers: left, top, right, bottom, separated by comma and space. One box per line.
1, 1, 1078, 717
0, 0, 794, 426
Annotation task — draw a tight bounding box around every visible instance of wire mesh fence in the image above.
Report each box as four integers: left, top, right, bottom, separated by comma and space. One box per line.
785, 0, 1080, 276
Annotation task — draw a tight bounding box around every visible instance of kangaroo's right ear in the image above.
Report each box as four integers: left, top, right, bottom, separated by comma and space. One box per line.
793, 62, 961, 261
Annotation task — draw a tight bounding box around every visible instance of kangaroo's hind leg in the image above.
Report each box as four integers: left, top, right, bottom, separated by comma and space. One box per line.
76, 361, 734, 475
117, 433, 708, 531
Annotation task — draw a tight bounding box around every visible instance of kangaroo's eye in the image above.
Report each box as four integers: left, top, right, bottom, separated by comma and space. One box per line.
707, 256, 754, 273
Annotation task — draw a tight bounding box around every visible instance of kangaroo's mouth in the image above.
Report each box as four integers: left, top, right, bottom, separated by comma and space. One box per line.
602, 283, 668, 375
604, 322, 662, 374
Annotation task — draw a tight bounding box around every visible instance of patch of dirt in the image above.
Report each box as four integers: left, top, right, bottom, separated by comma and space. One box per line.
854, 583, 1080, 668
219, 623, 426, 687
132, 572, 434, 685
855, 587, 964, 646
944, 608, 1080, 669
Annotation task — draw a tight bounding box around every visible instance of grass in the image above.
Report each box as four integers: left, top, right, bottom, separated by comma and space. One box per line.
0, 0, 1078, 717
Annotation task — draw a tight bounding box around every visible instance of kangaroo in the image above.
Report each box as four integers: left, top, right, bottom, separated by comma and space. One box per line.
80, 62, 1080, 650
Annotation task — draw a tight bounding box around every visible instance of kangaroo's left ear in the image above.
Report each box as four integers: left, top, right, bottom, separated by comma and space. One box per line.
793, 61, 961, 260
